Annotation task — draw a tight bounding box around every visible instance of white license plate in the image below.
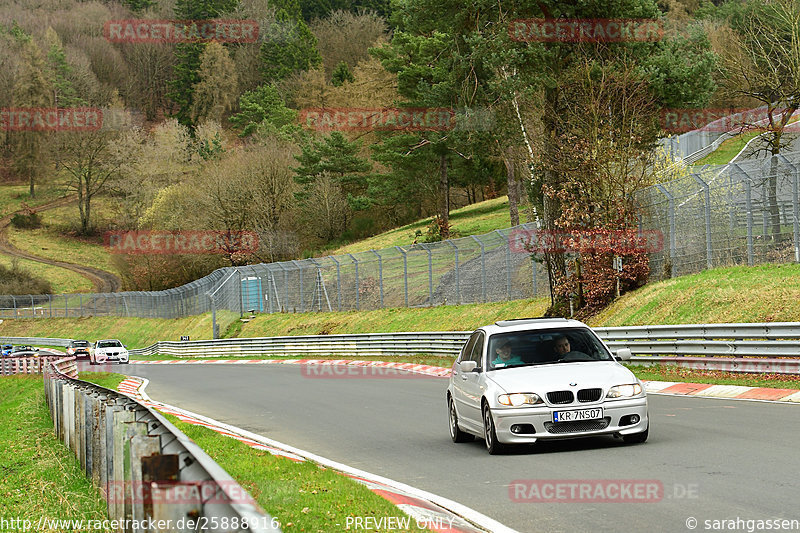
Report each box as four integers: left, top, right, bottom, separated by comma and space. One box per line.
553, 408, 603, 423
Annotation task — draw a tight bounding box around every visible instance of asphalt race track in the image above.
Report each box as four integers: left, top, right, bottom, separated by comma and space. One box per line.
116, 363, 800, 533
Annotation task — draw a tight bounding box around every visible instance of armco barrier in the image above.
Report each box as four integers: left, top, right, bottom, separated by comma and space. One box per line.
10, 322, 800, 373
43, 359, 279, 532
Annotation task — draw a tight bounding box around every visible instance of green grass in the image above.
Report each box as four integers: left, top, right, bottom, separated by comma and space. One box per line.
589, 263, 800, 326
0, 254, 93, 293
0, 376, 111, 528
0, 184, 68, 218
692, 132, 760, 166
7, 199, 118, 275
331, 196, 514, 255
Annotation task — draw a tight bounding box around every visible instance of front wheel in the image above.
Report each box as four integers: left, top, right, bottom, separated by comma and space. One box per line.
448, 397, 473, 443
483, 405, 507, 455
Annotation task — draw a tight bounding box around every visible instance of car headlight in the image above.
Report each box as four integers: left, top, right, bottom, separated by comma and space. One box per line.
498, 393, 543, 406
67, 348, 74, 354
606, 383, 643, 398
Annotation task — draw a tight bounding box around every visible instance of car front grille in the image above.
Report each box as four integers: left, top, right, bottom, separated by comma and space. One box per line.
544, 417, 611, 434
577, 388, 602, 402
547, 391, 574, 404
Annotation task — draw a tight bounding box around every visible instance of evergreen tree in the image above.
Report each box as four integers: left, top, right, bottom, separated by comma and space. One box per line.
168, 0, 239, 127
230, 84, 297, 137
259, 8, 321, 83
191, 42, 238, 123
331, 61, 354, 86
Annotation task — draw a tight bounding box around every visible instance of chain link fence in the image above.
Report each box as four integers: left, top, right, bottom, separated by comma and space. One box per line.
2, 149, 799, 324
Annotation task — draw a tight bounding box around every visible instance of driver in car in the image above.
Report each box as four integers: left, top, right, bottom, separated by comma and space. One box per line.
491, 341, 525, 368
554, 334, 571, 357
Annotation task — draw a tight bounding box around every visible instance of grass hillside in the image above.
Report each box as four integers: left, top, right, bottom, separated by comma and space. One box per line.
6, 200, 117, 276
331, 196, 519, 255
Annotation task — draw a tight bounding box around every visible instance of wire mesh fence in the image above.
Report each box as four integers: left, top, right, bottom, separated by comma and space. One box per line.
1, 150, 799, 324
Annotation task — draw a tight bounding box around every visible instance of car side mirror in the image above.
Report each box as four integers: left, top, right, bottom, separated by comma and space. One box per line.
615, 348, 632, 361
459, 360, 478, 372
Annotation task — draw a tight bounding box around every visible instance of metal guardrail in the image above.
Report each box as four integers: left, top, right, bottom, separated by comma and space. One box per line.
0, 336, 74, 347
11, 322, 800, 372
43, 359, 279, 532
0, 353, 66, 375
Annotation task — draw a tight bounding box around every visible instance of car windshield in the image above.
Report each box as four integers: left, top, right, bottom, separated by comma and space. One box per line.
98, 341, 122, 348
487, 328, 613, 370
72, 341, 89, 347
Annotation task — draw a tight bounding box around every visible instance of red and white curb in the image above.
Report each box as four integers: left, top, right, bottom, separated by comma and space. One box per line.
643, 380, 800, 402
128, 359, 800, 403
116, 376, 516, 533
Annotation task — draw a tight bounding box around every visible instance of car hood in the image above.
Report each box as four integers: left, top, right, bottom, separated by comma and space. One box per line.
486, 361, 638, 393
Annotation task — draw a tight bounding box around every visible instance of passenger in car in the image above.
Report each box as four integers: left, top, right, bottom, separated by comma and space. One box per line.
491, 341, 525, 368
553, 334, 571, 357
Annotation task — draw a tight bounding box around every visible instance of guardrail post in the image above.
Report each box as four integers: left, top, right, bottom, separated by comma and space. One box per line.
394, 246, 408, 307
445, 240, 460, 304
130, 434, 161, 530
112, 408, 136, 521
370, 250, 383, 308
123, 420, 150, 526
692, 174, 713, 269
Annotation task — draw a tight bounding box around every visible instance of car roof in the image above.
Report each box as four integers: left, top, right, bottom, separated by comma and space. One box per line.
479, 318, 590, 335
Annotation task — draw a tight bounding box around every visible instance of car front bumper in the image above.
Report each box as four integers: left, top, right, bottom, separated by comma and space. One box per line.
491, 397, 648, 444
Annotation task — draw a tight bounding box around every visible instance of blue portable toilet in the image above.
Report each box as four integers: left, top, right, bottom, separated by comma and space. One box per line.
241, 276, 263, 312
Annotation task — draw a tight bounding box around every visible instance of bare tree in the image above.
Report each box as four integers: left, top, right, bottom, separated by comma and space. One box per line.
717, 0, 800, 239
55, 130, 121, 234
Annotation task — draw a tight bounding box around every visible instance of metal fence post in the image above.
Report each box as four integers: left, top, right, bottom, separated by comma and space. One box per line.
418, 244, 433, 306
656, 184, 676, 277
778, 155, 800, 263
48, 294, 52, 318
330, 256, 342, 311
745, 177, 755, 265
347, 254, 360, 311
394, 246, 408, 307
470, 235, 487, 302
495, 230, 512, 299
445, 240, 460, 304
370, 250, 383, 308
12, 295, 16, 318
692, 174, 713, 269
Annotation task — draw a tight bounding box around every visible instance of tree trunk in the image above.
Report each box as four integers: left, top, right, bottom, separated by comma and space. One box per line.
439, 152, 449, 239
504, 153, 520, 227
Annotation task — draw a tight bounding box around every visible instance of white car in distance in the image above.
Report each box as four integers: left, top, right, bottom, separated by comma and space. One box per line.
447, 318, 648, 454
90, 339, 129, 365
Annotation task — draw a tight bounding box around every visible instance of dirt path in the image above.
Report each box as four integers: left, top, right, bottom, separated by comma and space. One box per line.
0, 196, 121, 293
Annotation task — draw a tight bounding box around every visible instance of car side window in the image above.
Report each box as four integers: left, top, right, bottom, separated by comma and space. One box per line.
459, 333, 479, 362
467, 332, 485, 368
